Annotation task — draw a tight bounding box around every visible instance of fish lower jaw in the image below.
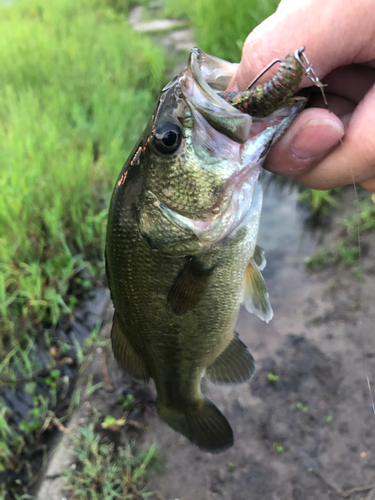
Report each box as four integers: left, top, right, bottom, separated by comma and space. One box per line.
193, 178, 262, 243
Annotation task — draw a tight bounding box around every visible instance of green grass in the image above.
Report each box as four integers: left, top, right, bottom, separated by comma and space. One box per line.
298, 188, 340, 214
342, 197, 375, 236
292, 401, 308, 413
165, 0, 279, 62
0, 0, 166, 343
305, 194, 374, 272
0, 406, 26, 473
305, 241, 360, 271
63, 421, 158, 499
305, 250, 330, 270
267, 372, 280, 383
273, 442, 284, 453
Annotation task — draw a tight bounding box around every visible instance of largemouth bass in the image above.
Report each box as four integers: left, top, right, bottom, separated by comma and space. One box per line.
106, 48, 308, 453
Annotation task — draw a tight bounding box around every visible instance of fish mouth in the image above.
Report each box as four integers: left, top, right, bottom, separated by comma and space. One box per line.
191, 48, 239, 91
155, 99, 303, 245
154, 49, 307, 245
179, 48, 252, 144
179, 48, 307, 146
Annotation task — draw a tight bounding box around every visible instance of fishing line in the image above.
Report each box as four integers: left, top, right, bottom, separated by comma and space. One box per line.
347, 153, 375, 417
366, 357, 375, 416
350, 169, 375, 417
327, 107, 373, 417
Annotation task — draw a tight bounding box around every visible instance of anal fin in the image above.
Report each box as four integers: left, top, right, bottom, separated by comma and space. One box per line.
205, 332, 255, 384
243, 258, 273, 323
111, 313, 150, 382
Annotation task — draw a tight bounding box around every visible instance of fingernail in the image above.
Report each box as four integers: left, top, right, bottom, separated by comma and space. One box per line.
291, 119, 344, 160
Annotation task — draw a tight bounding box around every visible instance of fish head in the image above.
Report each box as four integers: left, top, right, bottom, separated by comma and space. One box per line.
136, 48, 307, 252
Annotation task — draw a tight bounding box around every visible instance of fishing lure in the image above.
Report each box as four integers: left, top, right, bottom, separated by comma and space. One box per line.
218, 46, 327, 118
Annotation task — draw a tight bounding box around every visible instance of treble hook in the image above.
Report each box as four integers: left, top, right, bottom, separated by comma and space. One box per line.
295, 46, 329, 109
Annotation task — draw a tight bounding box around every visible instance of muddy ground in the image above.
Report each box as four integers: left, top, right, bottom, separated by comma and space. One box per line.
36, 186, 375, 500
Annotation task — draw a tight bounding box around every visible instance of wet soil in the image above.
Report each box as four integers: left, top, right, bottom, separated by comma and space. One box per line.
35, 185, 375, 500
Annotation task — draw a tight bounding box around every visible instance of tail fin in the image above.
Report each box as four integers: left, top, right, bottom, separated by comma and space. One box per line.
157, 398, 233, 453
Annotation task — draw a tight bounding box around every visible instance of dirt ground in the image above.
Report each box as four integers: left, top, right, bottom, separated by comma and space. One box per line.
36, 186, 375, 500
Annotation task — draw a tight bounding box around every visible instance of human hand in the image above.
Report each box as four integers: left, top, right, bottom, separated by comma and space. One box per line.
229, 0, 375, 192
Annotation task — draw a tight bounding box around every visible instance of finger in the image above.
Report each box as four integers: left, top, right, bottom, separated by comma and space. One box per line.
307, 93, 356, 118
295, 83, 375, 189
322, 65, 375, 104
230, 0, 375, 91
263, 108, 344, 176
359, 177, 375, 192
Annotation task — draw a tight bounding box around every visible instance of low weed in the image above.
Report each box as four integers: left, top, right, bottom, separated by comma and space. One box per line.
305, 250, 330, 270
342, 197, 375, 236
306, 241, 360, 271
298, 188, 340, 214
63, 422, 158, 499
267, 372, 280, 383
335, 241, 360, 267
273, 442, 284, 454
292, 401, 308, 413
306, 193, 373, 272
0, 406, 25, 472
0, 317, 104, 479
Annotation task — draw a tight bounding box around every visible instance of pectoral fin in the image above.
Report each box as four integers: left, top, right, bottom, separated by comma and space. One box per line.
243, 258, 273, 323
205, 332, 255, 384
111, 314, 150, 382
253, 245, 266, 271
168, 258, 214, 315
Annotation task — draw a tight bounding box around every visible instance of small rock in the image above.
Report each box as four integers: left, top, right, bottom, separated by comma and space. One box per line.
132, 19, 185, 33
128, 6, 143, 25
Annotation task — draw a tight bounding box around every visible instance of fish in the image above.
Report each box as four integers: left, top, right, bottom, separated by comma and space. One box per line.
105, 47, 308, 453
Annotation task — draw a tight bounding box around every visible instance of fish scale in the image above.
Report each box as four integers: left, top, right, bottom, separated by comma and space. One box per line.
147, 127, 230, 215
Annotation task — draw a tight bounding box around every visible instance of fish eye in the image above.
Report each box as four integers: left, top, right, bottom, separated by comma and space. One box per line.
153, 121, 182, 154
